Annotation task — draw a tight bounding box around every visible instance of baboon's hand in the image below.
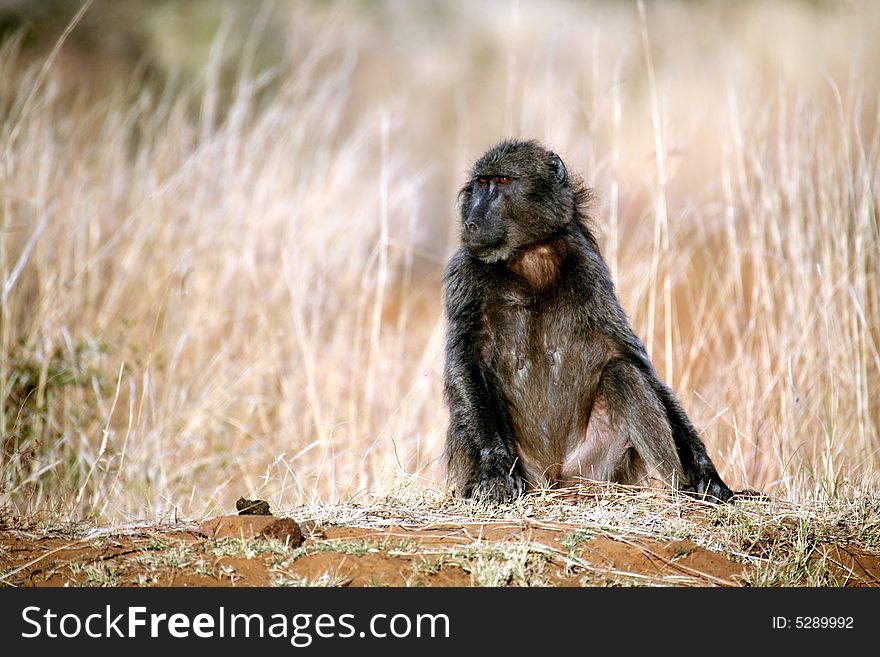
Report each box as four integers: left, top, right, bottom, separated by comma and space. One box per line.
472, 470, 525, 503
690, 471, 734, 503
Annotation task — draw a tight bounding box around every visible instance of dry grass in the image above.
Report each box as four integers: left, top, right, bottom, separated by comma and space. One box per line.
293, 482, 880, 586
1, 0, 879, 522
4, 482, 879, 587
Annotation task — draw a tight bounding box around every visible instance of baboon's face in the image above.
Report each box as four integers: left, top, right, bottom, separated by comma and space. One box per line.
459, 140, 572, 263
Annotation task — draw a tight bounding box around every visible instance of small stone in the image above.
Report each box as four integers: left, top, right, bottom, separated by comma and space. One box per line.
259, 518, 304, 547
199, 515, 277, 539
236, 497, 272, 516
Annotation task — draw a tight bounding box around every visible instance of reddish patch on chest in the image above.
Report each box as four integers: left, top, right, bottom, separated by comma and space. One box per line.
508, 242, 564, 292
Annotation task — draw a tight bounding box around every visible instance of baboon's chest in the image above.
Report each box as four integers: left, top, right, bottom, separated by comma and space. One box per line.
483, 290, 606, 429
482, 291, 612, 481
487, 296, 580, 386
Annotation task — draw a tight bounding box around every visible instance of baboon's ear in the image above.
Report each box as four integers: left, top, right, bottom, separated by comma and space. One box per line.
549, 153, 568, 186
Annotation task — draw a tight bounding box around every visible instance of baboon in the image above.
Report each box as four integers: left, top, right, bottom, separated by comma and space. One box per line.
443, 139, 733, 503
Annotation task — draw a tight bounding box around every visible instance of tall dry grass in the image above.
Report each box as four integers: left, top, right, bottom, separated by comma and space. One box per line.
1, 0, 878, 520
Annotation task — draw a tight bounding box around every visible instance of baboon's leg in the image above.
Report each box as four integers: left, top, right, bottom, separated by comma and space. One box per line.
563, 359, 687, 488
644, 370, 734, 501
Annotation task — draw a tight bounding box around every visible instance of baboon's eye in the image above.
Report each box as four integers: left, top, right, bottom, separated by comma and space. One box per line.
497, 176, 510, 185
477, 176, 489, 186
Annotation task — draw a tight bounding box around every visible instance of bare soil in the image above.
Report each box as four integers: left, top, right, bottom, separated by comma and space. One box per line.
2, 505, 879, 587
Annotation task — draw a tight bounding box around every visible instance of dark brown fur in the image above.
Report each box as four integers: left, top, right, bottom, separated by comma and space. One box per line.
443, 139, 733, 502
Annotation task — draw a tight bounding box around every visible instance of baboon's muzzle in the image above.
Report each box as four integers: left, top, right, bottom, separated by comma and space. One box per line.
462, 210, 507, 259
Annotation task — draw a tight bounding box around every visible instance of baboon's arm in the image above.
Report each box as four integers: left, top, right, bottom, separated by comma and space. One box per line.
442, 253, 524, 501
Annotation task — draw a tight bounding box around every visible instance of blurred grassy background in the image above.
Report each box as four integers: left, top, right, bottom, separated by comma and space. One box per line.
1, 0, 878, 520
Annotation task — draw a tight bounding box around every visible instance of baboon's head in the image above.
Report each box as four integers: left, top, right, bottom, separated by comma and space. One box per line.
458, 139, 574, 263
